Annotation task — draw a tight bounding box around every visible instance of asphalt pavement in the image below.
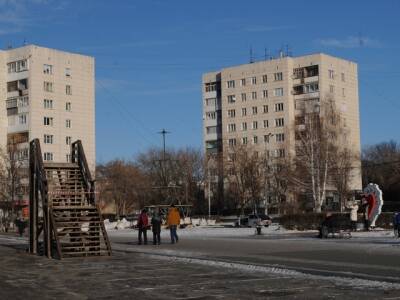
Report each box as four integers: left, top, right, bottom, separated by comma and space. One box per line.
1, 231, 400, 299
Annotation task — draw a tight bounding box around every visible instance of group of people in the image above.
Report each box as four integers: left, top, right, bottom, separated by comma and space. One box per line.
136, 204, 181, 245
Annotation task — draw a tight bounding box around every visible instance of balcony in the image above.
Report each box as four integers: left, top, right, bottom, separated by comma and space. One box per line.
293, 91, 320, 100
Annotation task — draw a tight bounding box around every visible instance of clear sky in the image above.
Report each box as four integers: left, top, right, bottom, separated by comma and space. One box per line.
1, 0, 399, 162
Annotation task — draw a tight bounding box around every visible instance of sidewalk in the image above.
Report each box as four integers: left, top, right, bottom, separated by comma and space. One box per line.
1, 234, 400, 299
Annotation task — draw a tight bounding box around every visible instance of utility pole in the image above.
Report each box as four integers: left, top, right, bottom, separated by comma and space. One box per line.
158, 128, 170, 163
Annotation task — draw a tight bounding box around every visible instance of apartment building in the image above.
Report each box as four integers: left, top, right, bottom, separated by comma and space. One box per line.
0, 45, 95, 212
202, 53, 362, 211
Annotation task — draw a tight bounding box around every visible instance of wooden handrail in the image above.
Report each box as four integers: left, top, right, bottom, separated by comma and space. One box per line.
71, 140, 95, 205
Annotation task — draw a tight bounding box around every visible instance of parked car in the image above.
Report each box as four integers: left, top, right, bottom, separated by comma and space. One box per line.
247, 214, 272, 227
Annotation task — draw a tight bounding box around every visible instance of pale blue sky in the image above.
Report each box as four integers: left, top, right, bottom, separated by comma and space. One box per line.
1, 0, 399, 162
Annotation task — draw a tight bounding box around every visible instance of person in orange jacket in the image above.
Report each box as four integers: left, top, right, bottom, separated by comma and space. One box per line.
167, 204, 180, 244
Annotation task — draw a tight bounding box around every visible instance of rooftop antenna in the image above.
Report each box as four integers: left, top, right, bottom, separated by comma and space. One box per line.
6, 43, 12, 49
285, 44, 292, 57
249, 46, 254, 63
264, 47, 268, 61
358, 32, 364, 47
23, 38, 27, 46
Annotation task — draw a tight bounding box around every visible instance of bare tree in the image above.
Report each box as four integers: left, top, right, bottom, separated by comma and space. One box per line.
96, 160, 148, 218
0, 143, 26, 232
223, 144, 265, 216
293, 98, 354, 212
362, 141, 400, 210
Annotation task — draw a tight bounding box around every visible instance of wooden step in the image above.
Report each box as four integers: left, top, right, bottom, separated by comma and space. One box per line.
44, 162, 79, 169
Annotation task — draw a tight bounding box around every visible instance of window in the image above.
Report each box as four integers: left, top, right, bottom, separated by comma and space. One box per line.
263, 120, 269, 128
205, 98, 216, 106
251, 91, 257, 100
274, 72, 283, 81
262, 75, 268, 83
66, 154, 71, 162
44, 134, 54, 144
253, 136, 258, 144
252, 121, 258, 130
228, 138, 237, 147
227, 80, 235, 88
252, 106, 258, 115
263, 105, 268, 113
66, 102, 72, 111
44, 99, 53, 109
66, 119, 71, 128
66, 68, 71, 77
241, 122, 247, 131
342, 88, 345, 97
241, 108, 247, 116
7, 81, 18, 92
242, 137, 248, 145
275, 103, 284, 112
228, 109, 235, 118
264, 135, 270, 143
329, 85, 334, 93
275, 118, 284, 127
66, 136, 72, 145
206, 126, 217, 134
276, 133, 285, 142
274, 88, 283, 97
44, 81, 53, 92
227, 123, 236, 132
18, 96, 29, 107
240, 78, 246, 86
7, 59, 28, 73
43, 152, 53, 161
251, 77, 257, 85
205, 82, 217, 92
275, 149, 285, 158
66, 85, 72, 95
206, 111, 216, 120
328, 69, 334, 79
227, 95, 236, 103
304, 83, 319, 93
263, 90, 268, 98
7, 79, 28, 92
43, 64, 53, 74
43, 117, 53, 126
241, 93, 247, 102
19, 114, 27, 124
341, 72, 345, 82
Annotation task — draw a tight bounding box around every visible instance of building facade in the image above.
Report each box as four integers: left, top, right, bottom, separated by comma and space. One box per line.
202, 53, 362, 212
0, 45, 95, 215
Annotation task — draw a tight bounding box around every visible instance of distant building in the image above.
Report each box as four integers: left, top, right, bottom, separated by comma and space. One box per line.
202, 53, 362, 213
0, 45, 95, 215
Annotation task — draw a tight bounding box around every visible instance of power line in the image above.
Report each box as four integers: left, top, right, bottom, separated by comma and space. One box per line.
95, 79, 160, 147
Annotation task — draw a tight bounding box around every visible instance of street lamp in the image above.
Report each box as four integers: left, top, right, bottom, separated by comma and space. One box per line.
264, 132, 274, 215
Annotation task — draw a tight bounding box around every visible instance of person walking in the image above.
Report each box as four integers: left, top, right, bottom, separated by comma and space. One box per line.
349, 201, 359, 232
394, 212, 400, 238
167, 204, 180, 244
151, 208, 162, 245
137, 209, 149, 245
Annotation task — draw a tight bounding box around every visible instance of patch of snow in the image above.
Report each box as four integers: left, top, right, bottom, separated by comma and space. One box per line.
148, 254, 400, 290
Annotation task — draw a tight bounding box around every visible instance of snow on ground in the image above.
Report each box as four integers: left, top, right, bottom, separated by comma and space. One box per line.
107, 223, 316, 239
147, 253, 400, 291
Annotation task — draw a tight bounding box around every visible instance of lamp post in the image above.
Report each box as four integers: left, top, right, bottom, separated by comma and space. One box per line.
264, 132, 274, 215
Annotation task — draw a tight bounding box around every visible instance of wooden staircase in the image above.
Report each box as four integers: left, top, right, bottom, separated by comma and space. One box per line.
29, 140, 111, 259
